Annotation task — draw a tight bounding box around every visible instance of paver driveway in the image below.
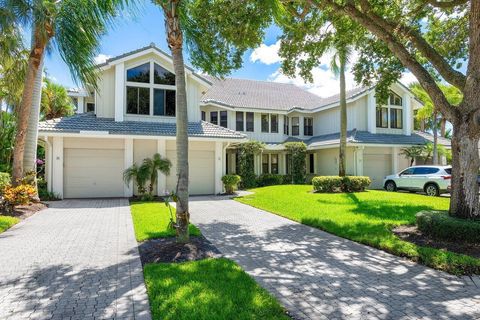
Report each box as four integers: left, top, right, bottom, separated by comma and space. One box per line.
0, 199, 151, 320
189, 197, 480, 320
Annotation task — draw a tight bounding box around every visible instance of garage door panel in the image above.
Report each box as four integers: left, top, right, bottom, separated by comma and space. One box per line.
64, 148, 124, 198
364, 154, 392, 189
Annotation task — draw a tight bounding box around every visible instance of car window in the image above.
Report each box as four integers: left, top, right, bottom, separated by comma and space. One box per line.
413, 167, 439, 175
400, 168, 415, 175
445, 168, 452, 174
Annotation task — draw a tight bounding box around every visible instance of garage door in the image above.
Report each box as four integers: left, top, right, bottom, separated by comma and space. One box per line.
166, 150, 215, 195
364, 154, 392, 189
64, 148, 124, 198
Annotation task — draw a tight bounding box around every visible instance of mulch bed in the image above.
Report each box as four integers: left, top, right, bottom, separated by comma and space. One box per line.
393, 225, 480, 258
138, 235, 222, 265
1, 202, 48, 220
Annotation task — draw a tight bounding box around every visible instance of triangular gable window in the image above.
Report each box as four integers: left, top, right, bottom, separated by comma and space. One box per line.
154, 63, 175, 85
126, 63, 150, 83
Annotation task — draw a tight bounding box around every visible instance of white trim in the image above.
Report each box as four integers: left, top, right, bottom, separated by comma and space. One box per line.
79, 130, 109, 135
124, 139, 134, 197
52, 136, 64, 199
214, 141, 223, 194
115, 62, 125, 122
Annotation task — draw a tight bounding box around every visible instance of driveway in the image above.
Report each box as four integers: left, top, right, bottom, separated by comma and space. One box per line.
0, 199, 151, 320
189, 197, 480, 320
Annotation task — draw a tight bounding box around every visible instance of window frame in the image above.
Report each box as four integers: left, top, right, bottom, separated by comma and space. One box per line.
292, 117, 300, 136
376, 106, 388, 128
261, 114, 269, 133
271, 154, 279, 174
210, 111, 218, 125
86, 102, 95, 113
246, 112, 254, 132
390, 108, 403, 129
236, 111, 244, 131
125, 60, 176, 117
271, 114, 278, 133
304, 117, 313, 136
220, 110, 228, 128
262, 154, 269, 174
201, 111, 206, 121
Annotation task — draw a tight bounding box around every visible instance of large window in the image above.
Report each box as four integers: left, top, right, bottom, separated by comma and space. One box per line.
284, 116, 289, 135
271, 115, 278, 133
261, 114, 269, 132
304, 117, 313, 136
246, 112, 254, 132
220, 111, 228, 128
236, 112, 244, 131
390, 108, 403, 129
126, 62, 176, 116
376, 107, 388, 128
390, 92, 402, 106
262, 154, 269, 174
271, 154, 278, 174
292, 117, 300, 136
210, 111, 218, 125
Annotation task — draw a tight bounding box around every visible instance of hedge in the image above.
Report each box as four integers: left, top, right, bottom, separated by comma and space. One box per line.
312, 176, 371, 193
256, 174, 284, 187
416, 211, 480, 244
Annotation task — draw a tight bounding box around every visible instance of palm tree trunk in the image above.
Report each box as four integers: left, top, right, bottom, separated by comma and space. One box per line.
338, 49, 347, 177
11, 26, 46, 185
164, 0, 190, 243
432, 111, 438, 165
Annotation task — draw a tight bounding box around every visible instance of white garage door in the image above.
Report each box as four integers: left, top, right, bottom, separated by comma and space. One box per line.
64, 148, 124, 198
166, 150, 215, 195
364, 154, 392, 189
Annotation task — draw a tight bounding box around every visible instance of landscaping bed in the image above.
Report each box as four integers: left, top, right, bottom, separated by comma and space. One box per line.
236, 185, 480, 275
0, 202, 48, 233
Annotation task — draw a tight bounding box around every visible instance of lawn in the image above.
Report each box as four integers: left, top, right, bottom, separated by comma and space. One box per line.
130, 201, 201, 241
0, 216, 19, 234
236, 185, 480, 275
144, 258, 289, 320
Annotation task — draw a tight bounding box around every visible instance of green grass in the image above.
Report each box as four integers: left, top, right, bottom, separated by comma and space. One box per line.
0, 215, 19, 234
144, 258, 289, 320
130, 201, 201, 241
236, 185, 480, 275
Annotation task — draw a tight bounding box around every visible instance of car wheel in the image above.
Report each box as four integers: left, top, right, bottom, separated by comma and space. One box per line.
385, 181, 397, 192
425, 184, 440, 197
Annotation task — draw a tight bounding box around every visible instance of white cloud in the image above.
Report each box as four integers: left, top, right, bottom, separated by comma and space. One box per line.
250, 41, 282, 65
400, 71, 418, 87
94, 54, 112, 64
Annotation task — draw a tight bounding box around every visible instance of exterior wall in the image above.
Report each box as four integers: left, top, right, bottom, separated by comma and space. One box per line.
96, 68, 115, 118
315, 147, 355, 176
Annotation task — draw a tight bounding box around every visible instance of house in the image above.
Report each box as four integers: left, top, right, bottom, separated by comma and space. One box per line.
38, 43, 427, 198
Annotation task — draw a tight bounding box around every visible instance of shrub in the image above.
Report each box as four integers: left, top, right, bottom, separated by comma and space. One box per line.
282, 174, 292, 184
256, 174, 283, 187
284, 142, 307, 184
37, 178, 59, 201
416, 211, 480, 244
2, 184, 37, 207
0, 172, 10, 194
237, 141, 264, 189
312, 176, 371, 193
222, 175, 241, 194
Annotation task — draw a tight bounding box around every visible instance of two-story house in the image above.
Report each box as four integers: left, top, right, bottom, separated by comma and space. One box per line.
39, 44, 426, 198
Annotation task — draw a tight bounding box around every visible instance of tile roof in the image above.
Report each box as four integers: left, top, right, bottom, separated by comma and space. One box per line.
201, 76, 369, 111
38, 113, 246, 139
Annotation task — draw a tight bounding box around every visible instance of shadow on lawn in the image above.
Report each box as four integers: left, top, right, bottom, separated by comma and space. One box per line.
190, 199, 480, 320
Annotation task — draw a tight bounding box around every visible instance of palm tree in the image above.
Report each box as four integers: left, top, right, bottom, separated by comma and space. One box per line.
123, 163, 150, 196
141, 153, 171, 195
40, 78, 75, 120
1, 0, 129, 185
401, 146, 423, 167
330, 45, 351, 177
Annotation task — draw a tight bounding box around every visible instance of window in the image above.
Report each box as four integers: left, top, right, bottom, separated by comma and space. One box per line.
284, 116, 289, 135
376, 107, 388, 128
400, 168, 415, 175
127, 63, 150, 83
390, 108, 403, 129
389, 92, 402, 106
126, 86, 149, 115
153, 63, 175, 85
153, 89, 175, 116
236, 112, 244, 131
86, 103, 95, 113
262, 154, 269, 174
292, 117, 300, 136
304, 117, 313, 136
261, 114, 269, 133
201, 111, 206, 121
413, 167, 440, 175
220, 111, 228, 128
246, 112, 254, 132
271, 114, 278, 133
286, 154, 292, 175
309, 154, 314, 174
271, 154, 278, 174
210, 111, 218, 125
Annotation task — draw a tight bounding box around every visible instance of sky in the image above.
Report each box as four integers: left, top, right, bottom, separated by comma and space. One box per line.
44, 1, 418, 98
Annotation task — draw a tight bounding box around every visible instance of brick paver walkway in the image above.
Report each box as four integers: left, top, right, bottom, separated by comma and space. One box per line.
189, 197, 480, 320
0, 199, 151, 320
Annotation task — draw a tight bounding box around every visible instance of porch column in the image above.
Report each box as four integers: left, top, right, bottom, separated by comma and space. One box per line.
77, 96, 84, 113
392, 146, 399, 173
313, 152, 318, 175
115, 62, 125, 122
124, 138, 133, 197
214, 141, 223, 194
355, 146, 364, 176
52, 136, 64, 199
157, 139, 167, 196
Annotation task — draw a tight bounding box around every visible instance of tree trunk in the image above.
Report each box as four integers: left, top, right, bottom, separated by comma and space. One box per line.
11, 26, 46, 185
338, 51, 347, 177
164, 0, 190, 243
432, 111, 438, 165
440, 117, 447, 137
450, 118, 480, 219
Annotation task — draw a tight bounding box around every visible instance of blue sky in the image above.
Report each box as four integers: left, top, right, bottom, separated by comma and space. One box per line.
44, 1, 418, 97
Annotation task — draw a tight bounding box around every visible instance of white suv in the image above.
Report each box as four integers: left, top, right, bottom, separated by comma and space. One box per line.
383, 166, 452, 196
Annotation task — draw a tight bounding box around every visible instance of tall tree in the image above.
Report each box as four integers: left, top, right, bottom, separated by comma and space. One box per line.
272, 0, 478, 219
40, 78, 75, 120
152, 0, 272, 242
1, 0, 129, 185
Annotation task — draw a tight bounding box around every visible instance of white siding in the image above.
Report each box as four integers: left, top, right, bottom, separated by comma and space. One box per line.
96, 68, 115, 118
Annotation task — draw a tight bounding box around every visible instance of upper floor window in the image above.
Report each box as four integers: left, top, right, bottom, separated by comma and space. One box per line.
284, 116, 289, 135
220, 111, 228, 128
261, 114, 269, 132
236, 112, 244, 131
376, 91, 403, 129
210, 111, 218, 125
376, 107, 388, 128
271, 115, 278, 133
390, 108, 403, 129
304, 117, 313, 136
292, 117, 300, 136
389, 92, 402, 106
86, 103, 95, 113
201, 111, 206, 121
126, 61, 176, 116
246, 112, 254, 132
